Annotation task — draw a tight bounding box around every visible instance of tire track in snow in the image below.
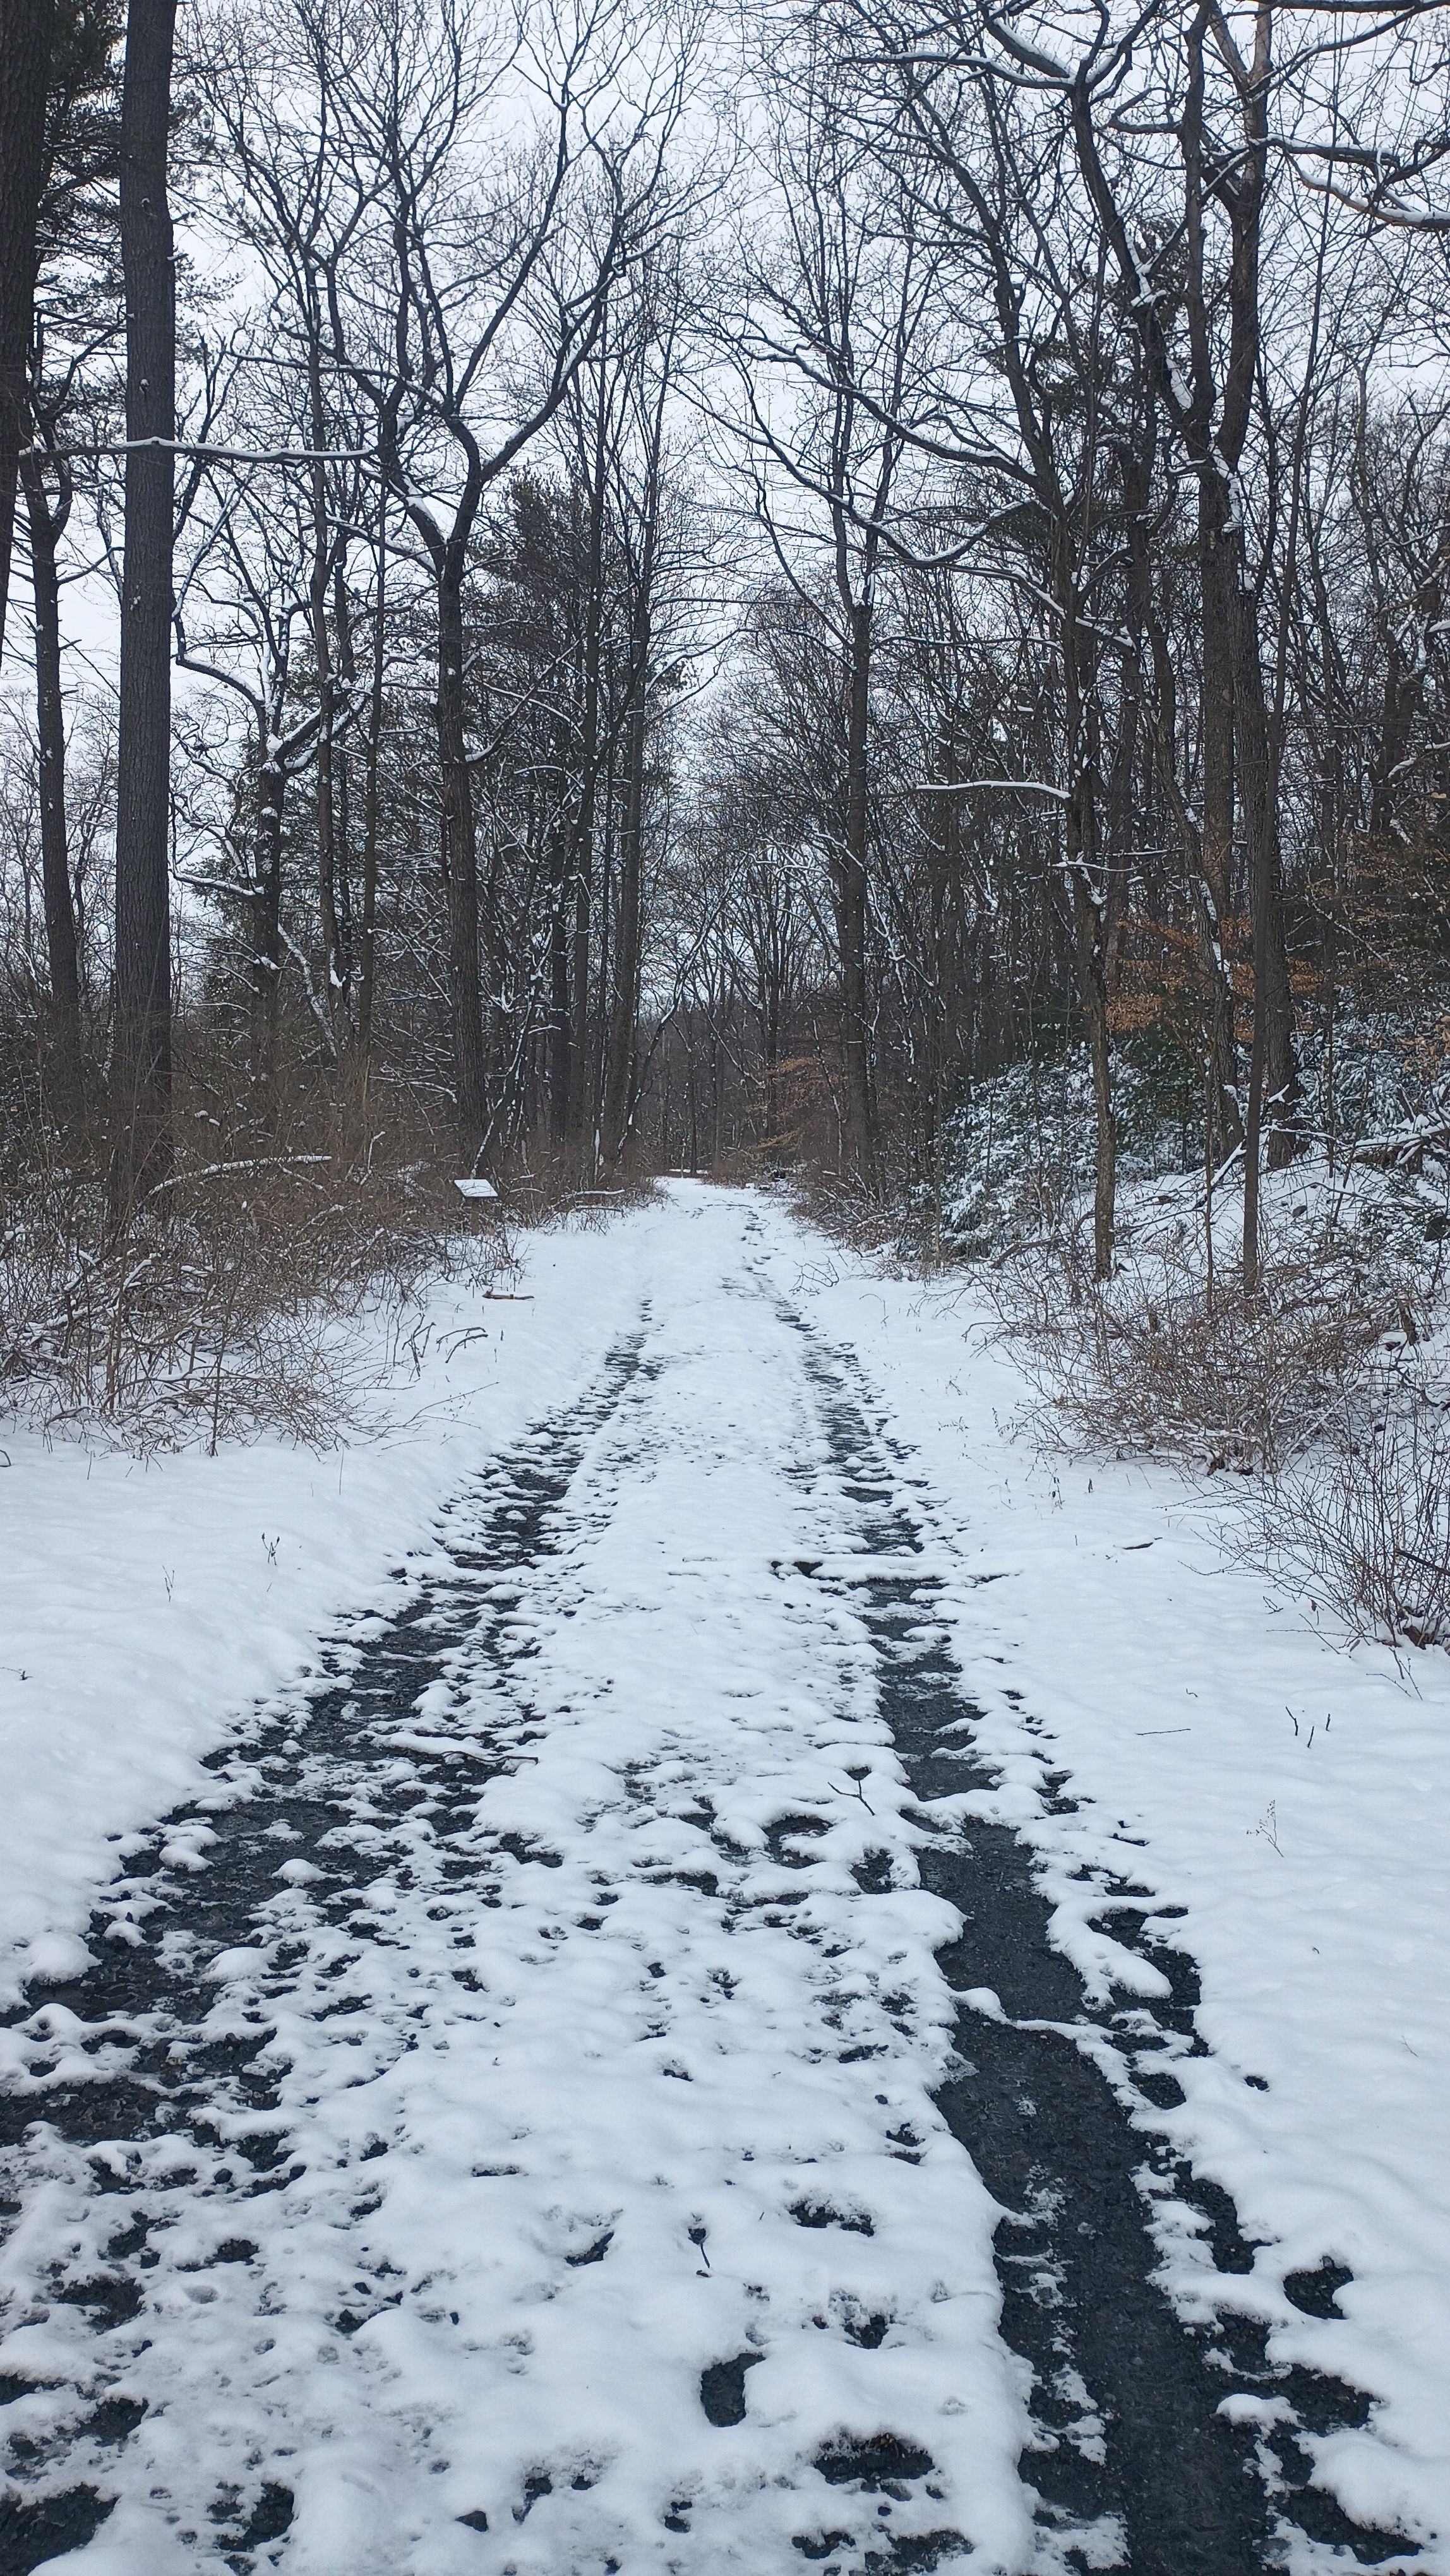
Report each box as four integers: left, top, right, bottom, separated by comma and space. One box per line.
750, 1224, 1420, 2576
0, 1328, 657, 2573
0, 1264, 1032, 2576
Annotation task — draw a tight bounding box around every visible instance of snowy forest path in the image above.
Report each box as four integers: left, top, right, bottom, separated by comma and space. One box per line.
0, 1195, 1415, 2576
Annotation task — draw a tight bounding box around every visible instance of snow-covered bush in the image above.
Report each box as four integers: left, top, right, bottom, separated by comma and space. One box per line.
925, 1011, 1450, 1270
956, 1014, 1450, 1649
926, 1034, 1198, 1261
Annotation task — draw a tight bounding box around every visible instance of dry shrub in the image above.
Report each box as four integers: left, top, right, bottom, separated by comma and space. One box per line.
993, 1231, 1406, 1475
760, 1127, 932, 1260
992, 1196, 1450, 1654
1250, 1401, 1450, 1651
491, 1137, 661, 1232
781, 1164, 904, 1256
0, 1088, 517, 1452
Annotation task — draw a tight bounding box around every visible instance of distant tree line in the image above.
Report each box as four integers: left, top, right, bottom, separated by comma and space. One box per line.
4, 0, 1450, 1268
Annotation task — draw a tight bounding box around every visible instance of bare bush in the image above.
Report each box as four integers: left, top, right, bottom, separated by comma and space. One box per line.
988, 1168, 1450, 1655
0, 1073, 517, 1452
993, 1229, 1411, 1475
1245, 1401, 1450, 1652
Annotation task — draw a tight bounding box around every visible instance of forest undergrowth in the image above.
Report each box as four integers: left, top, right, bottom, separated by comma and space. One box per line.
0, 1028, 651, 1454
913, 1022, 1450, 1662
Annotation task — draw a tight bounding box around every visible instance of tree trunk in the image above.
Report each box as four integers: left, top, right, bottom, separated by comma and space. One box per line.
109, 0, 177, 1218
332, 554, 356, 1008
0, 0, 55, 662
356, 503, 385, 1075
312, 656, 341, 1024
1198, 489, 1237, 930
566, 435, 606, 1164
436, 560, 486, 1166
1230, 559, 1298, 1184
1138, 555, 1243, 1158
568, 844, 592, 1164
549, 842, 571, 1147
1072, 873, 1116, 1282
251, 729, 285, 1119
837, 598, 873, 1180
1070, 5, 1296, 1234
1061, 720, 1115, 1279
309, 434, 342, 1050
601, 645, 647, 1168
22, 450, 81, 1097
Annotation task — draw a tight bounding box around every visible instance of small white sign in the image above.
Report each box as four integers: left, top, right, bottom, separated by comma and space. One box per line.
454, 1178, 499, 1201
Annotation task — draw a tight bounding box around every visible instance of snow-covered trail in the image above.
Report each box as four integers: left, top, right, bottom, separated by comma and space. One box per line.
0, 1194, 1420, 2576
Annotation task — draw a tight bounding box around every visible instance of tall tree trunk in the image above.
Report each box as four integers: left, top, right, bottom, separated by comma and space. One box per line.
309, 424, 342, 1049
549, 836, 571, 1147
1137, 544, 1243, 1159
837, 598, 873, 1180
307, 342, 357, 1056
356, 501, 385, 1075
1198, 491, 1237, 934
109, 0, 177, 1215
1185, 508, 1245, 1156
1236, 554, 1297, 1282
601, 641, 647, 1167
1068, 862, 1115, 1281
22, 450, 81, 1096
1070, 0, 1296, 1254
251, 724, 285, 1120
330, 552, 357, 1027
566, 420, 607, 1162
568, 842, 592, 1161
0, 0, 55, 662
1231, 561, 1297, 1188
436, 560, 486, 1166
1060, 624, 1115, 1280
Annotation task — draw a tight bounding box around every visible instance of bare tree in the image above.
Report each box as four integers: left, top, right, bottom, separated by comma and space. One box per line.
295, 0, 690, 1169
108, 0, 177, 1210
0, 0, 57, 660
726, 49, 938, 1180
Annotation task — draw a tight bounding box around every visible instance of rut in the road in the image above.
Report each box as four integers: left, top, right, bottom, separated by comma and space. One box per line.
0, 1336, 653, 2575
763, 1271, 1416, 2576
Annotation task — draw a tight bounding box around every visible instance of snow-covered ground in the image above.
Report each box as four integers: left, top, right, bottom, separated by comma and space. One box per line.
0, 1224, 648, 2001
0, 1183, 1446, 2572
765, 1200, 1450, 2563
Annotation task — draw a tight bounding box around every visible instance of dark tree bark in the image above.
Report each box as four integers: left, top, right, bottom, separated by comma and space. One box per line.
1192, 3, 1298, 1241
356, 498, 385, 1075
600, 595, 649, 1168
1067, 0, 1299, 1286
109, 0, 177, 1214
548, 826, 572, 1146
836, 597, 875, 1181
565, 386, 608, 1162
0, 0, 56, 661
308, 347, 344, 1041
21, 443, 81, 1088
249, 722, 285, 1112
434, 552, 488, 1160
